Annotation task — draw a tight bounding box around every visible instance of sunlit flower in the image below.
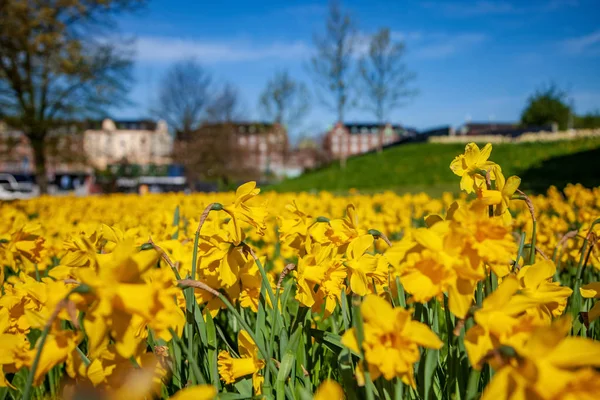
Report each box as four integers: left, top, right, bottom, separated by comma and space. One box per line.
450, 143, 499, 193
342, 295, 442, 386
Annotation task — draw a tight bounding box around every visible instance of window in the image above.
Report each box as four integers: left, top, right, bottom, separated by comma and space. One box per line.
351, 143, 358, 153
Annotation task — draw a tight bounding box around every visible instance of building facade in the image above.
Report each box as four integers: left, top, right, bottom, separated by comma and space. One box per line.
0, 121, 88, 176
83, 119, 173, 170
322, 122, 413, 160
186, 122, 290, 178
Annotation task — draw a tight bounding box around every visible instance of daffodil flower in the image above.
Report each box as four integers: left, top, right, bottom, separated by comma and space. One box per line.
482, 317, 600, 400
345, 234, 384, 296
223, 182, 268, 245
342, 295, 442, 386
218, 330, 265, 394
450, 143, 499, 193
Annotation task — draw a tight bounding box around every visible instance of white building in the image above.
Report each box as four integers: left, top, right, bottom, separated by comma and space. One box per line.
83, 119, 173, 170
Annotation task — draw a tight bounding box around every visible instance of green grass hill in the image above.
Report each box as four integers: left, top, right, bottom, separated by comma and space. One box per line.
271, 137, 600, 194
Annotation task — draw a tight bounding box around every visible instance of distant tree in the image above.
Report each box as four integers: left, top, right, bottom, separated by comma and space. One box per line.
358, 28, 417, 123
259, 70, 310, 129
154, 59, 211, 140
521, 84, 572, 130
174, 123, 257, 188
0, 0, 142, 193
308, 0, 357, 123
574, 110, 600, 129
205, 82, 244, 123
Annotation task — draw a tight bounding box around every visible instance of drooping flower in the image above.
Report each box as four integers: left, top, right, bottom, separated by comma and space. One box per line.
223, 182, 268, 245
580, 281, 600, 322
218, 330, 264, 394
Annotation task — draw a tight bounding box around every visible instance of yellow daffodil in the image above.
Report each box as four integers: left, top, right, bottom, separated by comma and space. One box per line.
223, 181, 268, 245
477, 166, 521, 224
580, 281, 600, 322
450, 143, 499, 193
218, 329, 265, 393
345, 234, 385, 296
481, 316, 600, 400
342, 295, 442, 386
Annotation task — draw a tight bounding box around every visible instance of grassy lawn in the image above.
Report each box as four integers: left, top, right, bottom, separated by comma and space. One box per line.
271, 137, 600, 194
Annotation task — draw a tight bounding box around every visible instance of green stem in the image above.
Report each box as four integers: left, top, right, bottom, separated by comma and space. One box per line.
516, 232, 526, 269
529, 220, 537, 265
179, 283, 279, 378
264, 282, 282, 390
23, 324, 51, 400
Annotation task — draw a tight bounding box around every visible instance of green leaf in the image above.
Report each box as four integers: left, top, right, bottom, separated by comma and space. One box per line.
310, 329, 360, 358
466, 368, 482, 400
233, 378, 253, 398
206, 312, 222, 390
419, 348, 439, 400
276, 352, 295, 400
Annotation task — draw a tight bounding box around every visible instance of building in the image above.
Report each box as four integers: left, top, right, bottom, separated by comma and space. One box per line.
185, 122, 289, 179
83, 119, 173, 170
0, 121, 88, 177
284, 138, 323, 178
322, 122, 413, 160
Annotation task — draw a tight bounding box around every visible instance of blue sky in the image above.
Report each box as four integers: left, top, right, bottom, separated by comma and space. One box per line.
112, 0, 600, 137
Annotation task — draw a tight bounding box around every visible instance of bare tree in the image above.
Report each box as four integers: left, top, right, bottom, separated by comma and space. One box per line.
174, 123, 258, 188
205, 82, 244, 123
259, 70, 310, 131
358, 28, 417, 123
308, 0, 357, 123
0, 0, 142, 193
154, 59, 211, 140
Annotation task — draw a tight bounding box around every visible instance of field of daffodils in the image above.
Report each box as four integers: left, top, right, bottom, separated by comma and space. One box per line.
1, 143, 599, 400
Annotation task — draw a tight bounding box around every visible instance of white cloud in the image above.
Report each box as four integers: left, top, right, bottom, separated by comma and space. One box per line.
559, 30, 600, 56
135, 29, 488, 65
135, 36, 312, 63
408, 33, 488, 59
356, 30, 487, 60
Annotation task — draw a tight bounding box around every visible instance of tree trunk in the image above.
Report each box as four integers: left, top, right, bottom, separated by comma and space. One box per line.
31, 138, 49, 194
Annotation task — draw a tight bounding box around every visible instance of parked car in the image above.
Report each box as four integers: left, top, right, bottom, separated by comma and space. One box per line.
0, 173, 39, 200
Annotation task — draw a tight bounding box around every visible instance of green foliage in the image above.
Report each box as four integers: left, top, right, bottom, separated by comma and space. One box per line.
575, 111, 600, 129
271, 138, 600, 194
520, 84, 572, 130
